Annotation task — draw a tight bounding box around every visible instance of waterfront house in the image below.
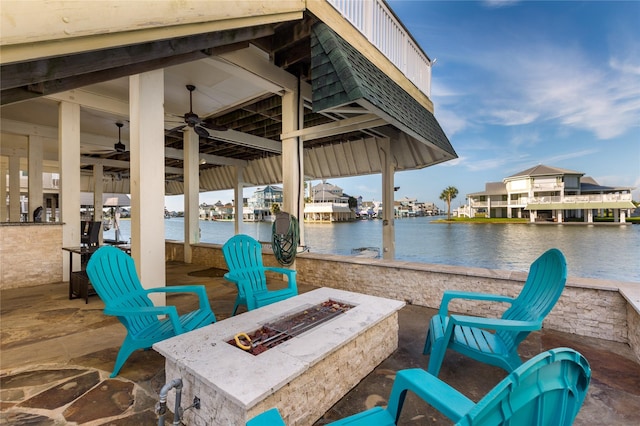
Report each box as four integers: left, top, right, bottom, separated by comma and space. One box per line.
247, 185, 283, 221
396, 196, 419, 217
304, 181, 355, 222
465, 164, 635, 223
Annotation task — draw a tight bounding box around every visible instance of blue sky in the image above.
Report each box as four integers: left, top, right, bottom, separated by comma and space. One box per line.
166, 0, 639, 212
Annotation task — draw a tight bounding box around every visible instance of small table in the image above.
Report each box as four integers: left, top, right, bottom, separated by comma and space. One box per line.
62, 246, 100, 303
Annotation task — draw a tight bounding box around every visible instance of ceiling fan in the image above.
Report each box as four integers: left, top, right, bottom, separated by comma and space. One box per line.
167, 85, 226, 138
114, 122, 126, 152
82, 121, 127, 155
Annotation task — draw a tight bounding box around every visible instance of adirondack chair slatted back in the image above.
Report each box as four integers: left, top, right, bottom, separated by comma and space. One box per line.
222, 234, 268, 295
496, 248, 567, 351
86, 246, 158, 333
463, 348, 590, 426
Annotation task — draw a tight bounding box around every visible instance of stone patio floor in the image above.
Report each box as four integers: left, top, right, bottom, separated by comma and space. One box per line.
1, 261, 639, 425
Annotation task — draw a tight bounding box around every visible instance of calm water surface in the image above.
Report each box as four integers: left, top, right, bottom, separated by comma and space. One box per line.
106, 216, 639, 282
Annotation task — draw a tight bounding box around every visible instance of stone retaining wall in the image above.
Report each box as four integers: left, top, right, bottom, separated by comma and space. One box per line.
168, 241, 640, 363
0, 224, 63, 289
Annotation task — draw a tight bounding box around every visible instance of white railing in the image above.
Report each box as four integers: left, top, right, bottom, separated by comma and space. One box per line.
308, 201, 349, 207
530, 193, 632, 204
470, 201, 487, 208
533, 183, 563, 191
327, 0, 432, 97
470, 200, 509, 207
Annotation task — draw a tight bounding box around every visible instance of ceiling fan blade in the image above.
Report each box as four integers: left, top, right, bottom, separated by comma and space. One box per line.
194, 125, 210, 138
167, 124, 186, 132
200, 120, 228, 131
84, 147, 116, 154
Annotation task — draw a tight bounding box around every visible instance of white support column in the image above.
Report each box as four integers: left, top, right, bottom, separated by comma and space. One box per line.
59, 101, 81, 278
586, 209, 594, 223
129, 70, 166, 302
28, 135, 44, 221
0, 158, 7, 221
183, 127, 199, 263
233, 165, 244, 235
380, 137, 395, 260
530, 211, 536, 223
93, 164, 104, 244
557, 209, 563, 223
620, 210, 626, 223
281, 82, 305, 247
8, 155, 21, 222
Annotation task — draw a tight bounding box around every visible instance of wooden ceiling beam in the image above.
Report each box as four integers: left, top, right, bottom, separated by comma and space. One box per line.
1, 24, 276, 106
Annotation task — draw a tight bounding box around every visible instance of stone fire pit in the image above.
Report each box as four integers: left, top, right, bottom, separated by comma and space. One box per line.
153, 287, 405, 425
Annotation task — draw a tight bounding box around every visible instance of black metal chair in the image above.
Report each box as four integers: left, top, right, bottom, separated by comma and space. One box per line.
81, 221, 101, 247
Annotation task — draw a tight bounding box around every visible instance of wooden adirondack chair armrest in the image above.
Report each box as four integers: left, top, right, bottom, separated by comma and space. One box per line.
450, 314, 542, 331
146, 285, 213, 312
439, 290, 515, 316
386, 368, 474, 423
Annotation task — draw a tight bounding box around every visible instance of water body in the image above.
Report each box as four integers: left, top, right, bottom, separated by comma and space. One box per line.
105, 216, 639, 282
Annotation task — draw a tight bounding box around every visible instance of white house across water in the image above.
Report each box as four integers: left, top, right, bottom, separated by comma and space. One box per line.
464, 164, 635, 223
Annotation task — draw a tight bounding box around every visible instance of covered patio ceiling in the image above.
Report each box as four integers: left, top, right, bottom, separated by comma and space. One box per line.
1, 12, 456, 196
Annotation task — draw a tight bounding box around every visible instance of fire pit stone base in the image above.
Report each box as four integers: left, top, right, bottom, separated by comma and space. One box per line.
154, 288, 405, 426
248, 314, 398, 424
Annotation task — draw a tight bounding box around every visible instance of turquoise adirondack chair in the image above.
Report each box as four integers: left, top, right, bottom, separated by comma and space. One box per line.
222, 234, 297, 315
86, 246, 216, 377
247, 347, 591, 426
424, 248, 567, 377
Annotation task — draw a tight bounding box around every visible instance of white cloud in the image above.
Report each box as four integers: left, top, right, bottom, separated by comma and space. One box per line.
472, 41, 640, 140
487, 109, 538, 126
482, 0, 520, 8
610, 57, 640, 75
539, 149, 599, 165
508, 131, 540, 148
434, 107, 467, 136
464, 157, 511, 172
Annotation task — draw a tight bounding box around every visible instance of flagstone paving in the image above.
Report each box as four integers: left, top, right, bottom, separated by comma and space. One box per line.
1, 261, 639, 425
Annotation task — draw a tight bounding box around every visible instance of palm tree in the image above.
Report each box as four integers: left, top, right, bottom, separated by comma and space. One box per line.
439, 186, 458, 220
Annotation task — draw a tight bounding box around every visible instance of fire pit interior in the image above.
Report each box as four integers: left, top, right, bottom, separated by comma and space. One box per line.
228, 299, 354, 355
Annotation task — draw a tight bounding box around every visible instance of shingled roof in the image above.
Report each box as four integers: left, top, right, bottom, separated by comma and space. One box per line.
506, 164, 583, 179
310, 22, 456, 159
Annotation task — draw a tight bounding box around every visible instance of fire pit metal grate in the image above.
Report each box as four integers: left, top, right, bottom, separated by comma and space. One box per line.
228, 300, 354, 355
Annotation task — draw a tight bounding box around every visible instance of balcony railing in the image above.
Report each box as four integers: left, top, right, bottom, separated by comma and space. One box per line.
529, 193, 632, 204
469, 200, 509, 208
532, 183, 564, 191
327, 0, 432, 97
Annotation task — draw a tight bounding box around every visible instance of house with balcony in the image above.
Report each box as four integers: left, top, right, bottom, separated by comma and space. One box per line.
246, 185, 283, 222
304, 181, 355, 222
466, 165, 635, 223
